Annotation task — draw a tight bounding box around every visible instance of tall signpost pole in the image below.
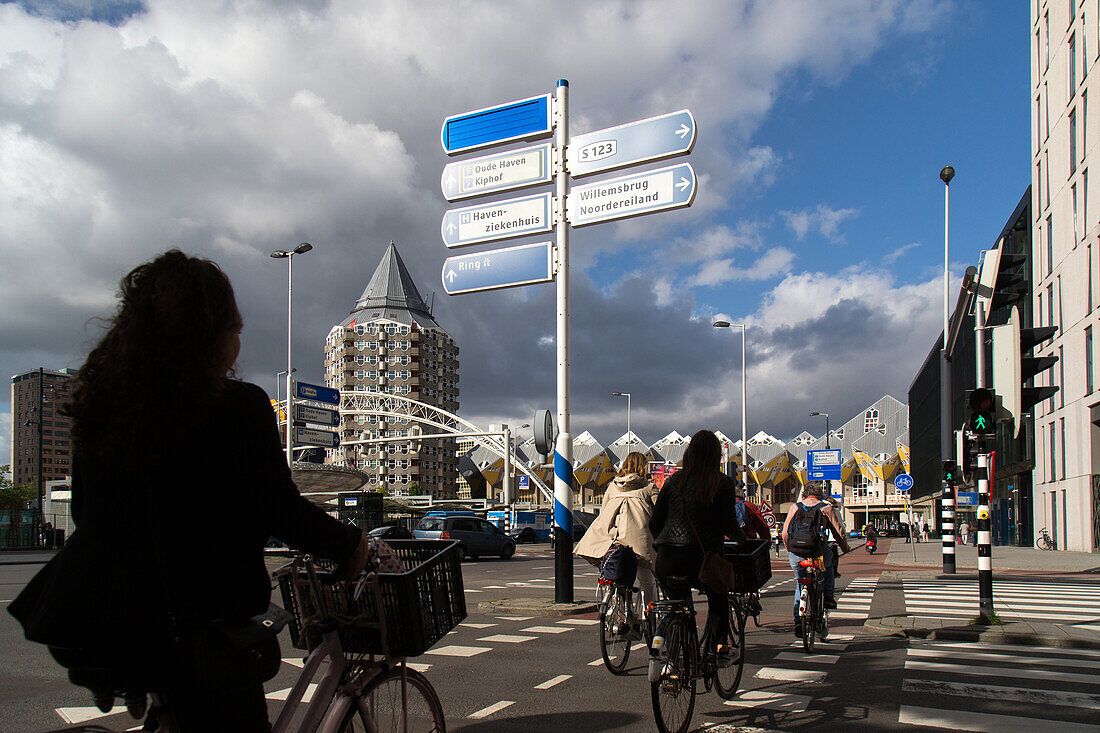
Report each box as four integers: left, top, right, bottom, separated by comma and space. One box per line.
553, 79, 574, 603
940, 165, 956, 574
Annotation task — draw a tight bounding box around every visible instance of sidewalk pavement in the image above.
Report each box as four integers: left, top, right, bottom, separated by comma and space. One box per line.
884, 535, 1100, 572
864, 538, 1100, 649
0, 550, 57, 565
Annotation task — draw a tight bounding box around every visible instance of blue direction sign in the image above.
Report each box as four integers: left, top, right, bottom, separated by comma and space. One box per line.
294, 381, 340, 406
441, 94, 553, 156
807, 449, 842, 481
294, 426, 340, 449
567, 162, 696, 227
441, 143, 553, 201
894, 473, 914, 493
441, 192, 554, 248
442, 241, 554, 296
957, 492, 979, 507
568, 109, 696, 177
294, 403, 339, 427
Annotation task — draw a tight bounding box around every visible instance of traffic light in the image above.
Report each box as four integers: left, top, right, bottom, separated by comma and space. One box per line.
942, 460, 960, 486
955, 429, 978, 482
966, 388, 997, 437
992, 305, 1058, 438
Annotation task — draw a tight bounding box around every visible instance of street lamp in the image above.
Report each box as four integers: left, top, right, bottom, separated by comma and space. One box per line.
809, 411, 830, 448
713, 321, 748, 493
270, 242, 313, 466
611, 392, 632, 456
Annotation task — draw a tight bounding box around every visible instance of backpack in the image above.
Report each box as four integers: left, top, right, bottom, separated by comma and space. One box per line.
786, 502, 826, 557
734, 499, 749, 529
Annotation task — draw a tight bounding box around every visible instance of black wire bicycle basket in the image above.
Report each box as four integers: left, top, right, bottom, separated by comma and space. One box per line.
275, 539, 466, 658
723, 538, 772, 592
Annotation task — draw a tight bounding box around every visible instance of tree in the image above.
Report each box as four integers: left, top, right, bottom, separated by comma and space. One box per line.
0, 466, 36, 510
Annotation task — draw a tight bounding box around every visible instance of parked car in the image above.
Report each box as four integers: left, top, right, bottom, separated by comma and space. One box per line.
509, 526, 540, 544
413, 515, 516, 560
368, 525, 412, 540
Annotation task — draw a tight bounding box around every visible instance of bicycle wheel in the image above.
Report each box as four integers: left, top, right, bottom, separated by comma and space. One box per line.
651, 615, 696, 733
816, 583, 829, 639
801, 583, 816, 654
600, 587, 631, 674
714, 599, 746, 700
344, 666, 446, 733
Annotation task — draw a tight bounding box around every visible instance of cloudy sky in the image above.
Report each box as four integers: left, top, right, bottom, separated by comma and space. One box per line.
1, 0, 1028, 465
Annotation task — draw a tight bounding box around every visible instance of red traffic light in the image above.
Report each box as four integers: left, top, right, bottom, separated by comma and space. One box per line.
967, 388, 994, 412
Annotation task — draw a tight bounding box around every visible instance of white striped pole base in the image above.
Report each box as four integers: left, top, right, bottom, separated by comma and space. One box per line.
942, 481, 955, 574
976, 452, 993, 621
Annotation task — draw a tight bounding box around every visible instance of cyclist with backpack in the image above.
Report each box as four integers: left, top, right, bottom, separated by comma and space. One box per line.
734, 490, 771, 541
781, 486, 850, 637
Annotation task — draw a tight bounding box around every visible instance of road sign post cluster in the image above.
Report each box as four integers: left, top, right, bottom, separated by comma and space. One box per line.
440, 82, 698, 602
291, 380, 341, 452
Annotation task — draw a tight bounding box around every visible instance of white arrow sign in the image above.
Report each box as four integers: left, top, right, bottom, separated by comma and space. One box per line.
568, 109, 696, 177
441, 192, 554, 248
567, 162, 697, 227
440, 143, 553, 201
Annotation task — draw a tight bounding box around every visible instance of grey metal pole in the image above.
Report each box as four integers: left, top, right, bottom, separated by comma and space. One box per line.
286, 253, 294, 468
553, 79, 574, 603
974, 299, 994, 622
36, 367, 44, 546
941, 165, 956, 574
503, 424, 512, 506
740, 324, 748, 497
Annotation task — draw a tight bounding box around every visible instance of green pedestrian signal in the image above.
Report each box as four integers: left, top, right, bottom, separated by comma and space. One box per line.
966, 388, 997, 437
942, 460, 959, 485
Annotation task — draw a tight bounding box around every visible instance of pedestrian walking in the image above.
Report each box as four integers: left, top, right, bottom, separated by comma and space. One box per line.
922, 521, 931, 542
959, 520, 971, 546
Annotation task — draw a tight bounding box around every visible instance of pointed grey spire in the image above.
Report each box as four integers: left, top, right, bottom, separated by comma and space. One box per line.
353, 241, 432, 315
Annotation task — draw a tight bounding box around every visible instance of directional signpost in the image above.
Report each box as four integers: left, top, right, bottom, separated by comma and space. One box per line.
441, 82, 699, 603
441, 94, 553, 156
441, 143, 553, 201
568, 109, 696, 177
441, 192, 554, 247
294, 426, 340, 449
294, 381, 340, 406
442, 241, 554, 295
294, 403, 339, 427
567, 162, 696, 227
807, 449, 842, 481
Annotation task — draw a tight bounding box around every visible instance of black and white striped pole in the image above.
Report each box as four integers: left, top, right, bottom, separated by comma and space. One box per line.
940, 164, 956, 575
971, 297, 995, 624
941, 464, 957, 574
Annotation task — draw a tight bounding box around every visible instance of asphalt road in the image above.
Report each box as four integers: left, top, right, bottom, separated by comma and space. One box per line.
3, 542, 1099, 732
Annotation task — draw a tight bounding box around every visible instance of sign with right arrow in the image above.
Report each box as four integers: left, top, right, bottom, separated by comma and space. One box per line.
568, 109, 696, 177
567, 162, 696, 227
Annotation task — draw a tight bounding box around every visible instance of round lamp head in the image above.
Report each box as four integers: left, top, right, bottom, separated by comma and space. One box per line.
940, 165, 955, 184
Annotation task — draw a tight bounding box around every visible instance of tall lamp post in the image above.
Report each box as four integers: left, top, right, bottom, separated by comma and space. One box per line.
611, 392, 632, 456
940, 165, 956, 574
270, 242, 313, 467
809, 411, 830, 449
713, 321, 748, 493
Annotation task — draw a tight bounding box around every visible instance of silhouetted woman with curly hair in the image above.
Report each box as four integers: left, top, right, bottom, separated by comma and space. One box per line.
12, 250, 368, 731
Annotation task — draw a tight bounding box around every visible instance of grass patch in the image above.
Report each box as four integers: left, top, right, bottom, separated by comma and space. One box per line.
971, 611, 1006, 626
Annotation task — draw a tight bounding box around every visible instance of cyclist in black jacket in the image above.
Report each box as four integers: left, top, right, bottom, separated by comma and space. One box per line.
650, 430, 745, 659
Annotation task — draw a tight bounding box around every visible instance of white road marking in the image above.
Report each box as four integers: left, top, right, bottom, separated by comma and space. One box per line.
407, 662, 432, 672
588, 657, 605, 666
904, 659, 1099, 685
722, 690, 811, 713
557, 618, 599, 625
281, 657, 306, 668
920, 641, 1100, 659
56, 706, 126, 724
521, 625, 574, 634
495, 616, 534, 621
754, 667, 827, 683
775, 651, 839, 664
267, 683, 318, 702
460, 622, 497, 629
534, 674, 572, 689
424, 645, 492, 657
908, 647, 1100, 670
898, 704, 1100, 731
477, 634, 538, 643
469, 700, 515, 719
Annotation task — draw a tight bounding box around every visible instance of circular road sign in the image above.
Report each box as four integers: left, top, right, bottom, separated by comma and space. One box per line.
894, 473, 914, 493
764, 514, 777, 528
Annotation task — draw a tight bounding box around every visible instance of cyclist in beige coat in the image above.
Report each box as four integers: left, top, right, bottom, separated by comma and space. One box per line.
575, 452, 661, 609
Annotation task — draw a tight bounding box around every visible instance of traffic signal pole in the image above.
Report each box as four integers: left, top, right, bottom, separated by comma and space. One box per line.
974, 300, 995, 623
940, 166, 956, 575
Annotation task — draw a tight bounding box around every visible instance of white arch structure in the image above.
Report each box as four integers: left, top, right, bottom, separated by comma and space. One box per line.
338, 392, 554, 505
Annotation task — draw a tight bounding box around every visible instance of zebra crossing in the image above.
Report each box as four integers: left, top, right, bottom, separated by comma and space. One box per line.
832, 576, 877, 620
902, 578, 1100, 629
898, 640, 1100, 731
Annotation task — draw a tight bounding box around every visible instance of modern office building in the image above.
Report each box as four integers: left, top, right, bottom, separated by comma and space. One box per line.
323, 242, 460, 499
9, 368, 75, 490
1031, 1, 1100, 551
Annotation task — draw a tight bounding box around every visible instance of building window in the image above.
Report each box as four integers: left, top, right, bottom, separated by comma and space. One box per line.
1045, 149, 1051, 207
1089, 242, 1094, 311
1044, 12, 1050, 70
1070, 108, 1078, 175
1070, 34, 1077, 95
1050, 422, 1057, 479
1074, 182, 1080, 241
1037, 159, 1043, 208
1060, 417, 1066, 480
1087, 326, 1094, 393
1085, 168, 1090, 235
1047, 216, 1054, 273
1059, 344, 1065, 407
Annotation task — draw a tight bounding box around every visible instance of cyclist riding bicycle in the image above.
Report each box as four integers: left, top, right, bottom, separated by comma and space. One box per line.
781, 485, 849, 637
576, 451, 660, 611
649, 430, 745, 663
824, 495, 845, 578
9, 251, 369, 732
